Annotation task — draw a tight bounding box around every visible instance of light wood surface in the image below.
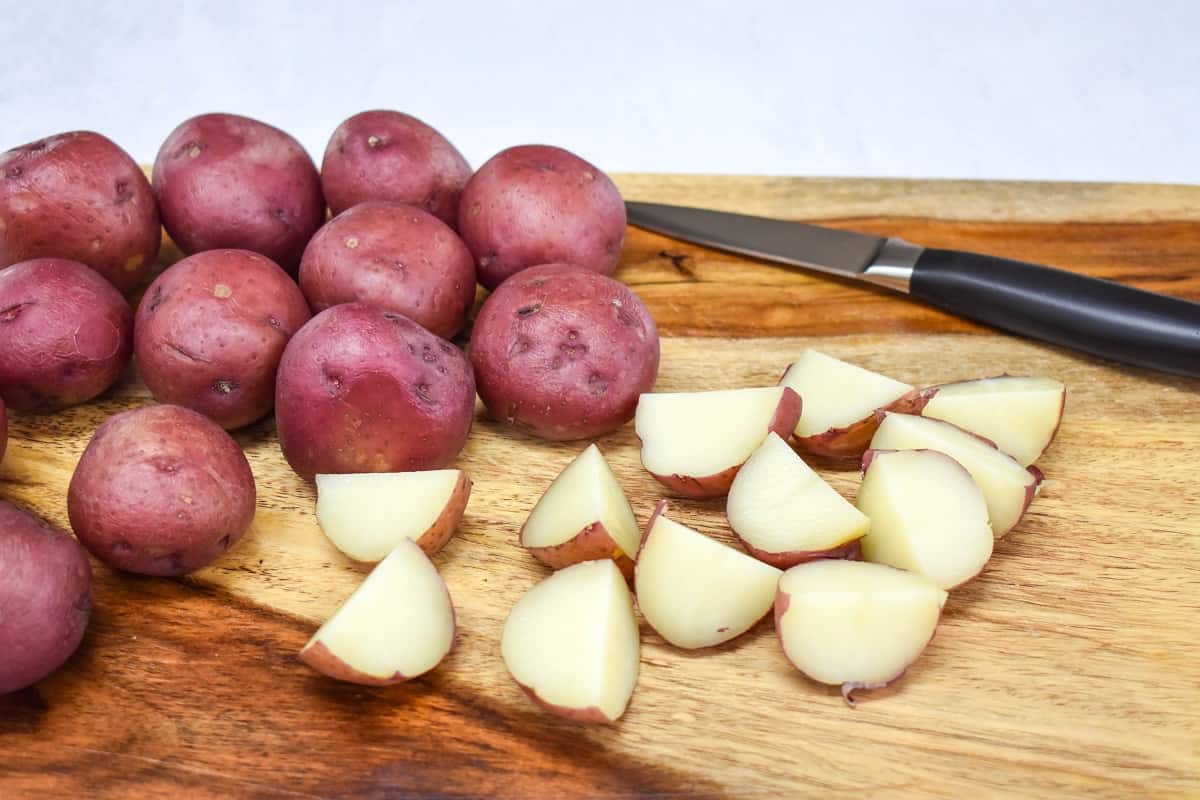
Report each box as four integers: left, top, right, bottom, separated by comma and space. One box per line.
2, 176, 1198, 799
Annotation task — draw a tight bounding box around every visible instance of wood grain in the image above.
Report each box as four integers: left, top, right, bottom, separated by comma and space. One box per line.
2, 176, 1199, 799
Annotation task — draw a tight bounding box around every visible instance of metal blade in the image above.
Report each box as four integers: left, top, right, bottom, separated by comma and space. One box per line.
625, 201, 886, 278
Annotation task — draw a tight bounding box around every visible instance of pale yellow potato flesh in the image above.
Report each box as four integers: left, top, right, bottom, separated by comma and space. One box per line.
501, 559, 640, 723
302, 539, 454, 681
315, 470, 465, 561
777, 560, 946, 686
920, 376, 1066, 466
727, 432, 869, 555
857, 449, 993, 589
870, 413, 1038, 537
636, 386, 791, 478
780, 349, 912, 437
635, 511, 782, 649
521, 443, 640, 556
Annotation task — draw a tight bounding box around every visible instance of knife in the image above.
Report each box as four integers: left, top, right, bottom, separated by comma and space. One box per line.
625, 201, 1200, 378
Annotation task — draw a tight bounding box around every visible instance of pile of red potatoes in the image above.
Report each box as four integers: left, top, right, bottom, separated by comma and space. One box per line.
0, 111, 658, 694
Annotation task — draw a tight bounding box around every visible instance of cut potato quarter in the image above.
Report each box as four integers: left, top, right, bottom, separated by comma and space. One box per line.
501, 559, 640, 723
857, 449, 993, 589
635, 386, 801, 498
300, 539, 455, 685
315, 470, 471, 561
869, 413, 1041, 537
918, 376, 1066, 466
520, 444, 640, 575
775, 559, 947, 705
726, 432, 869, 568
635, 501, 782, 649
779, 349, 922, 457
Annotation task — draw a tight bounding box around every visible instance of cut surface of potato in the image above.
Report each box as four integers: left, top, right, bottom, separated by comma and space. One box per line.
781, 350, 914, 438
501, 559, 639, 723
870, 413, 1041, 537
315, 470, 470, 561
635, 386, 801, 497
857, 449, 993, 589
776, 559, 947, 704
635, 502, 782, 649
520, 444, 640, 573
300, 539, 454, 685
919, 376, 1066, 466
726, 432, 869, 567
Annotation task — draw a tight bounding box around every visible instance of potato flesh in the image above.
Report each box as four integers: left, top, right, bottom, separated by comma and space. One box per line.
781, 350, 912, 437
501, 560, 639, 721
635, 514, 782, 649
857, 450, 993, 588
777, 560, 946, 686
315, 470, 462, 562
521, 444, 640, 556
636, 387, 789, 478
727, 433, 869, 554
303, 539, 453, 680
870, 413, 1036, 536
921, 376, 1065, 466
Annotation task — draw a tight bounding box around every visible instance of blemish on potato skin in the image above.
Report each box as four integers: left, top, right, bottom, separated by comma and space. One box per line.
516, 302, 542, 318
412, 382, 435, 405
213, 283, 232, 299
367, 135, 384, 149
212, 379, 238, 395
470, 202, 481, 217
0, 301, 34, 323
124, 254, 144, 272
345, 237, 359, 249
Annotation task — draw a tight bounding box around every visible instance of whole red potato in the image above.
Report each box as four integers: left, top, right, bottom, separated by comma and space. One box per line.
0, 258, 133, 412
68, 404, 256, 576
275, 304, 476, 480
457, 145, 626, 289
321, 110, 471, 226
298, 202, 475, 339
0, 131, 160, 292
0, 501, 93, 694
470, 263, 659, 440
152, 113, 325, 272
136, 249, 311, 429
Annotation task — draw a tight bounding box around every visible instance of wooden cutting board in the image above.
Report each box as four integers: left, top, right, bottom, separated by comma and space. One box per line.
1, 176, 1198, 799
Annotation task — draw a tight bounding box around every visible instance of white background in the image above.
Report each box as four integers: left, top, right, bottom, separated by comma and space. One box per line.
3, 0, 1197, 183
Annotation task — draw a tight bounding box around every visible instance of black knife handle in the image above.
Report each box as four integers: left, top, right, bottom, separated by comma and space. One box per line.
909, 248, 1200, 378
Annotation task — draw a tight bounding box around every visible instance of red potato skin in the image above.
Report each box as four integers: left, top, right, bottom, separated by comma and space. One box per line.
0, 131, 160, 292
320, 111, 471, 225
520, 521, 636, 580
0, 258, 133, 412
734, 536, 862, 571
152, 113, 325, 272
275, 304, 476, 481
516, 681, 617, 724
458, 146, 626, 289
298, 202, 475, 339
0, 501, 93, 695
647, 387, 802, 498
793, 387, 934, 459
67, 405, 256, 576
135, 249, 311, 429
412, 472, 472, 557
470, 264, 659, 441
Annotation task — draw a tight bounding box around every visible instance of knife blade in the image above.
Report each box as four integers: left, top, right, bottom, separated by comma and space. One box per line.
626, 201, 1200, 378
